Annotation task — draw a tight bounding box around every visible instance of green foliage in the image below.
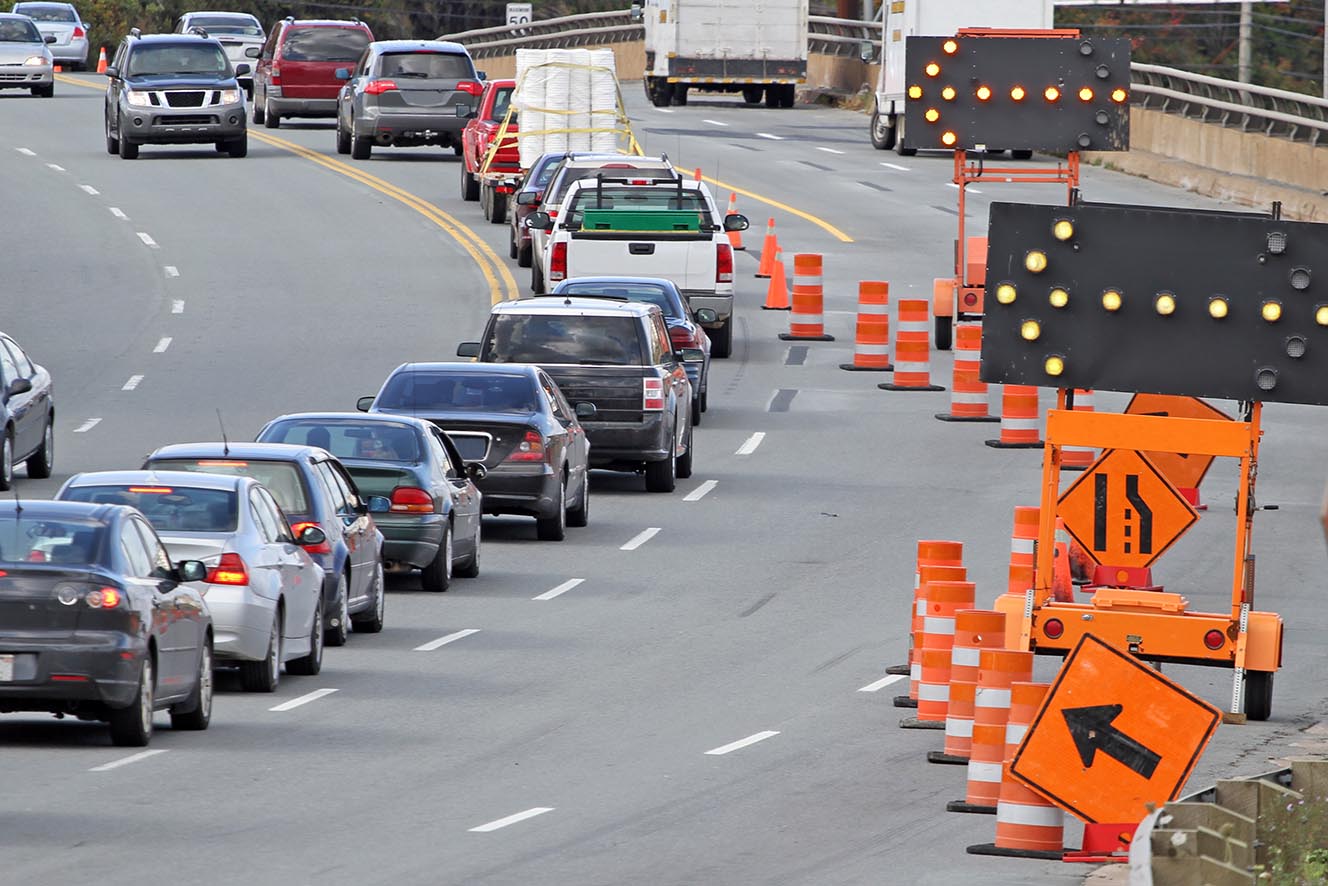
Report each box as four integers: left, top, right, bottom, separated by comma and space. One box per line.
1255, 795, 1328, 885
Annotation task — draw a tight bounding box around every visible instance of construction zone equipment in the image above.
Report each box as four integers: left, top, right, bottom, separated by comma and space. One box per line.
931, 609, 1007, 765
725, 192, 745, 250
756, 218, 778, 278
761, 249, 790, 310
96, 46, 107, 74
888, 540, 964, 677
985, 385, 1042, 448
1123, 393, 1233, 510
840, 281, 892, 371
879, 299, 944, 392
778, 254, 834, 341
1060, 390, 1096, 470
948, 649, 1033, 814
897, 563, 967, 709
904, 580, 976, 729
936, 322, 998, 421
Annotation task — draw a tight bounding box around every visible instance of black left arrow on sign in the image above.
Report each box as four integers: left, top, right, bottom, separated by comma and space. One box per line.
1062, 704, 1161, 779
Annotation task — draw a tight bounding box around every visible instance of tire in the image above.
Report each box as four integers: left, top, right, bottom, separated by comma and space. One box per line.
453, 142, 463, 157
262, 99, 279, 129
509, 227, 519, 260
709, 318, 732, 358
490, 190, 507, 225
286, 600, 324, 676
335, 122, 351, 155
691, 396, 702, 426
535, 478, 567, 541
1011, 149, 1034, 161
25, 417, 53, 479
1245, 671, 1274, 721
454, 521, 481, 578
566, 472, 589, 528
778, 84, 796, 108
351, 562, 385, 633
676, 422, 693, 479
742, 86, 763, 105
517, 239, 532, 269
239, 612, 281, 692
480, 185, 492, 221
214, 141, 228, 153
531, 260, 545, 295
105, 114, 119, 155
420, 522, 452, 592
700, 388, 708, 413
226, 133, 248, 158
0, 431, 13, 492
351, 132, 371, 160
170, 639, 213, 731
108, 656, 153, 747
32, 83, 53, 98
670, 85, 688, 106
648, 80, 673, 108
934, 315, 953, 352
460, 164, 479, 201
870, 109, 895, 151
645, 436, 677, 493
252, 98, 265, 124
765, 87, 780, 109
118, 125, 138, 160
895, 114, 916, 157
324, 573, 350, 647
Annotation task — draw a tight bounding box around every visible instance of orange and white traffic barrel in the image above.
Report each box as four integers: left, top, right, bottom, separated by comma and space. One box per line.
840, 281, 892, 371
930, 609, 1006, 765
888, 540, 963, 678
879, 298, 944, 392
947, 649, 1033, 814
899, 563, 966, 708
1060, 389, 1096, 470
985, 385, 1043, 449
935, 323, 999, 422
907, 580, 975, 727
779, 254, 835, 342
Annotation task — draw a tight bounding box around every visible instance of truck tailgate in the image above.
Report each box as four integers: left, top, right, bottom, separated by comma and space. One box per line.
567, 236, 716, 292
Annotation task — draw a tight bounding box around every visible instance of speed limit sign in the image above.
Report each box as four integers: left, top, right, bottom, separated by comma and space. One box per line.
506, 3, 532, 25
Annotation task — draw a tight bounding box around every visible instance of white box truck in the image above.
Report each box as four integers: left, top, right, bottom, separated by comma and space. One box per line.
638, 0, 809, 109
870, 0, 1053, 155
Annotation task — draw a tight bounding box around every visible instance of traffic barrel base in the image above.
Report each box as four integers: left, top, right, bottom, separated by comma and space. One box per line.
898, 717, 945, 730
945, 801, 997, 815
927, 750, 968, 765
884, 663, 910, 676
966, 843, 1066, 861
892, 695, 918, 709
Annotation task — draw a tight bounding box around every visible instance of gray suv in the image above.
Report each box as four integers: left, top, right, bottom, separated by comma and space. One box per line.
104, 30, 249, 160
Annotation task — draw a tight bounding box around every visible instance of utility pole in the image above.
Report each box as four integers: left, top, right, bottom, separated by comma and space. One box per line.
1237, 1, 1252, 84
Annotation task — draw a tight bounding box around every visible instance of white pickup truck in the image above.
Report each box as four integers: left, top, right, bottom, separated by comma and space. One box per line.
526, 173, 748, 357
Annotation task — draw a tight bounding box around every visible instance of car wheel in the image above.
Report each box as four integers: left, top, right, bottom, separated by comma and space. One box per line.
226, 133, 248, 158
742, 86, 763, 105
335, 121, 351, 155
508, 227, 519, 259
351, 562, 385, 633
286, 600, 323, 676
105, 114, 119, 155
671, 85, 688, 106
351, 131, 372, 161
676, 422, 694, 479
531, 261, 545, 295
32, 83, 53, 98
0, 430, 13, 492
517, 240, 532, 268
420, 522, 452, 592
455, 522, 481, 578
700, 387, 708, 413
566, 472, 589, 528
535, 477, 567, 541
709, 318, 732, 359
691, 396, 702, 426
934, 315, 953, 352
870, 109, 895, 151
214, 141, 228, 153
25, 417, 53, 479
644, 438, 677, 493
460, 164, 479, 201
239, 612, 281, 692
1245, 671, 1274, 721
252, 97, 265, 124
117, 124, 138, 160
324, 573, 350, 647
263, 99, 280, 129
452, 142, 463, 157
170, 639, 213, 730
1011, 149, 1034, 160
108, 656, 153, 747
490, 190, 507, 225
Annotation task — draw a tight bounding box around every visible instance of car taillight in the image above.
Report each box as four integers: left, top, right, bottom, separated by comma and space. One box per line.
505, 430, 545, 463
390, 486, 435, 514
457, 80, 483, 96
716, 243, 734, 283
365, 79, 398, 95
72, 25, 85, 38
84, 587, 122, 609
206, 552, 249, 586
290, 522, 332, 555
670, 326, 700, 349
270, 63, 281, 85
643, 377, 665, 411
549, 242, 568, 281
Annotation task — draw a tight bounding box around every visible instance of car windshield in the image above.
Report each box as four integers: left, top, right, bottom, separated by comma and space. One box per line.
13, 5, 74, 22
558, 283, 682, 320
146, 459, 309, 515
185, 15, 261, 36
566, 185, 708, 219
260, 420, 422, 463
0, 516, 104, 566
281, 26, 369, 62
376, 371, 540, 413
378, 50, 472, 79
0, 18, 42, 41
61, 485, 238, 533
126, 43, 229, 77
548, 163, 671, 205
486, 314, 643, 366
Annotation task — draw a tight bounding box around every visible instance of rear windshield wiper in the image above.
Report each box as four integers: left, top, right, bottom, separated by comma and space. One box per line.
577, 359, 628, 366
392, 71, 430, 78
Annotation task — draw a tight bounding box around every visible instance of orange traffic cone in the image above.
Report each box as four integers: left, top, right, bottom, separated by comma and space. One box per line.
725, 192, 745, 251
96, 46, 107, 74
761, 248, 790, 310
693, 167, 703, 182
755, 218, 777, 278
53, 64, 62, 72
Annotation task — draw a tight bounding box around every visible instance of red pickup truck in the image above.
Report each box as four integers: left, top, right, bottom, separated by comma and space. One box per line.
460, 78, 520, 225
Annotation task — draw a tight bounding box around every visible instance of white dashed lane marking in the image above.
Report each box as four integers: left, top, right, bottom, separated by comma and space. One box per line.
73, 418, 102, 433
269, 688, 338, 712
89, 749, 168, 772
756, 132, 784, 140
153, 337, 172, 353
703, 119, 729, 127
816, 147, 844, 155
880, 161, 910, 171
533, 579, 584, 601
79, 184, 99, 195
705, 731, 780, 755
165, 266, 179, 277
171, 300, 185, 313
109, 207, 127, 219
683, 480, 717, 502
619, 528, 660, 551
46, 163, 65, 172
858, 674, 906, 693
16, 147, 35, 156
735, 432, 765, 456
137, 232, 158, 247
121, 375, 143, 391
469, 808, 554, 833
414, 629, 480, 652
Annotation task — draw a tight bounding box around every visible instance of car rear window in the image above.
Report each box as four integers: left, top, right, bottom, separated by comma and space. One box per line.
0, 18, 41, 41
127, 43, 229, 77
485, 314, 643, 366
14, 4, 75, 22
145, 459, 310, 516
487, 85, 513, 121
0, 517, 104, 565
558, 282, 681, 320
186, 15, 262, 36
61, 485, 238, 533
568, 186, 708, 216
547, 163, 672, 205
281, 26, 370, 62
260, 420, 421, 463
377, 371, 539, 413
378, 51, 473, 80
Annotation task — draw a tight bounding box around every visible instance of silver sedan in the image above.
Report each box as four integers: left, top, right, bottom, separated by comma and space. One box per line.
10, 2, 84, 70
0, 12, 52, 96
56, 471, 328, 693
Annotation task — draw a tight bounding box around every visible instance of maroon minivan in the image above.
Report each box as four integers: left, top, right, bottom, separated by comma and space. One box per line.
252, 18, 373, 128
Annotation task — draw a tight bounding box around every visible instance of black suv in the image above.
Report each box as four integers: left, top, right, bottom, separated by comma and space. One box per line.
104, 30, 249, 160
458, 297, 699, 493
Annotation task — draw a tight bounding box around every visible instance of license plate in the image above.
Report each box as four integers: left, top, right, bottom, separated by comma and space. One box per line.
0, 654, 13, 682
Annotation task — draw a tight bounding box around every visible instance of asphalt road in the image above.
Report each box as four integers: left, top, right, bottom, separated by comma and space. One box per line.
1, 77, 1324, 886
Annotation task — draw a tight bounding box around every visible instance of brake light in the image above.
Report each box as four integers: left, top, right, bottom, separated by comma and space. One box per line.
128, 486, 173, 494
198, 460, 248, 467
206, 552, 249, 586
549, 242, 568, 281
504, 430, 546, 463
85, 587, 122, 609
643, 378, 665, 411
457, 80, 483, 97
716, 243, 733, 283
547, 210, 559, 219
390, 486, 434, 514
270, 64, 281, 85
365, 79, 398, 95
669, 327, 695, 347
290, 522, 332, 555
72, 25, 85, 38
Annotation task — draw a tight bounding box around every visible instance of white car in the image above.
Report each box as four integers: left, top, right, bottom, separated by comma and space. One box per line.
174, 10, 264, 97
57, 471, 328, 692
0, 11, 52, 96
10, 1, 85, 70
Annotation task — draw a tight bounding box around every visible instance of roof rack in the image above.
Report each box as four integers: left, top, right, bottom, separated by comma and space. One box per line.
129, 27, 140, 37
186, 25, 208, 37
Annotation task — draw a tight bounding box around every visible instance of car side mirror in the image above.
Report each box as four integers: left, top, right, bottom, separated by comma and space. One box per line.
629, 3, 644, 22
296, 524, 327, 547
44, 34, 56, 44
677, 348, 706, 364
694, 308, 718, 324
859, 40, 876, 63
515, 190, 538, 206
334, 67, 350, 80
367, 495, 391, 514
233, 62, 251, 77
527, 211, 553, 231
356, 396, 375, 412
104, 65, 118, 78
176, 560, 208, 583
6, 378, 32, 398
574, 402, 597, 419
456, 341, 480, 358
466, 462, 488, 481
476, 70, 487, 81
245, 46, 261, 58
723, 214, 749, 232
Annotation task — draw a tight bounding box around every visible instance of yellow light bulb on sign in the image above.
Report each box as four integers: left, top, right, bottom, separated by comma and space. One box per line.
1262, 301, 1282, 322
1044, 86, 1061, 102
925, 62, 941, 78
1045, 356, 1065, 377
1111, 88, 1128, 103
1020, 320, 1041, 341
1154, 293, 1176, 316
976, 85, 992, 101
941, 85, 956, 101
1049, 288, 1069, 308
1078, 87, 1094, 102
941, 130, 957, 147
1052, 220, 1074, 241
1316, 305, 1328, 326
1209, 297, 1229, 319
1010, 85, 1026, 101
996, 283, 1017, 304
924, 108, 940, 123
908, 85, 923, 99
942, 39, 958, 55
1024, 250, 1047, 273
1102, 289, 1123, 312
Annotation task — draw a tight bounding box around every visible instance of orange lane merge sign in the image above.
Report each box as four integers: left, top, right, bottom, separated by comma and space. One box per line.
1123, 394, 1233, 491
1058, 448, 1198, 568
1009, 634, 1222, 824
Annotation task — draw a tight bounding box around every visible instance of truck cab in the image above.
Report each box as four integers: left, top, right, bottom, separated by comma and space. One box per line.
460, 78, 520, 224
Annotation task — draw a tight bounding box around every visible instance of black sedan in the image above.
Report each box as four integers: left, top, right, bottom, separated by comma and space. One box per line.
358, 362, 592, 541
0, 500, 212, 746
0, 330, 55, 491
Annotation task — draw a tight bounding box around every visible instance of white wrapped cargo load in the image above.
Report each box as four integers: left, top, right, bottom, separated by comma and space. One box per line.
512, 48, 630, 167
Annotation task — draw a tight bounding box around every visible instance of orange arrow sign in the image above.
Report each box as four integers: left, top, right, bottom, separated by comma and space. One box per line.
1058, 449, 1198, 568
1123, 394, 1232, 491
1009, 634, 1222, 824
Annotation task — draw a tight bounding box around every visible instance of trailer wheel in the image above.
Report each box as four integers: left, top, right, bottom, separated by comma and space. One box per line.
1011, 149, 1034, 160
1245, 671, 1273, 721
934, 315, 952, 352
742, 86, 763, 105
490, 190, 508, 225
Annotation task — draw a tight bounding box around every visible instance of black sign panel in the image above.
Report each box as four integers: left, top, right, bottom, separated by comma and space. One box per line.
902, 35, 1130, 153
981, 201, 1328, 407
